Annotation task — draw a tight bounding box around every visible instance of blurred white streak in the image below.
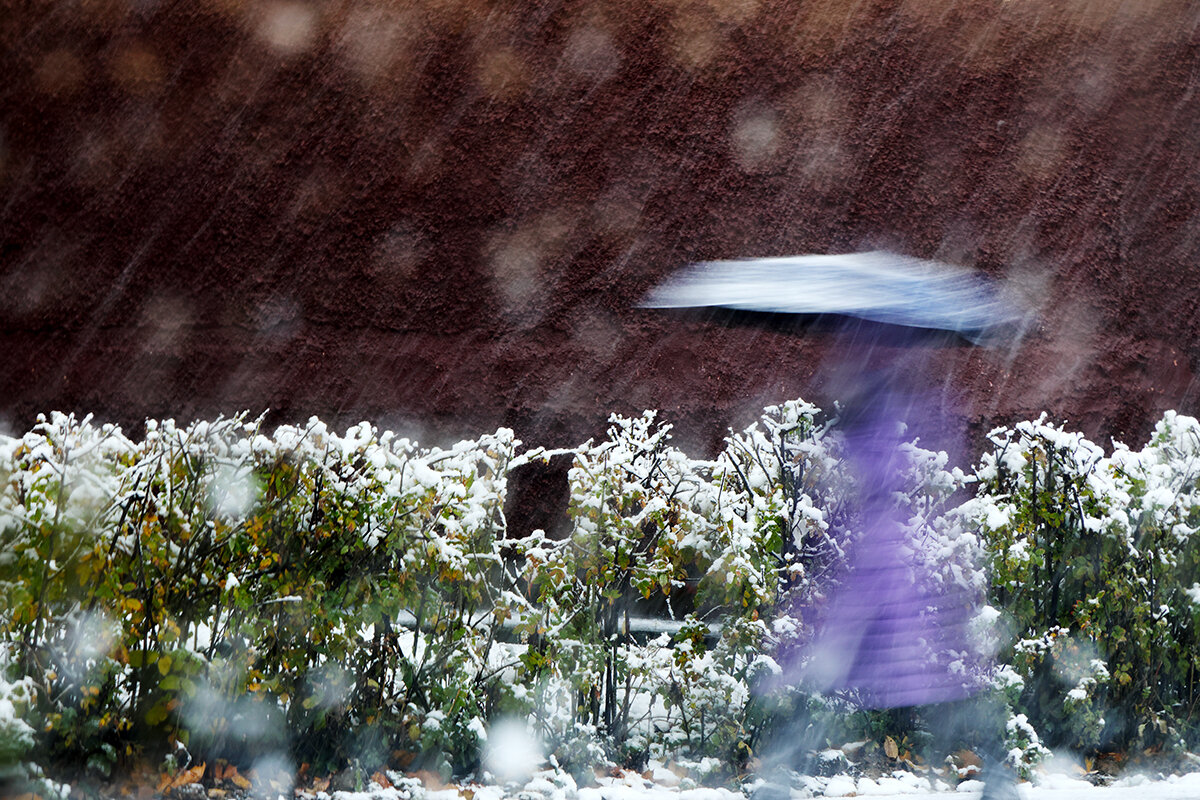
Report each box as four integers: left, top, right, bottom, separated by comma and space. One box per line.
208, 463, 260, 521
482, 718, 544, 784
731, 105, 781, 172
562, 25, 620, 82
310, 662, 353, 712
641, 251, 1030, 344
255, 1, 317, 55
250, 752, 295, 799
55, 611, 118, 687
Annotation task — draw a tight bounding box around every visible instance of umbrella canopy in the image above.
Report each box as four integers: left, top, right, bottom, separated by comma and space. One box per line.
641, 251, 1027, 344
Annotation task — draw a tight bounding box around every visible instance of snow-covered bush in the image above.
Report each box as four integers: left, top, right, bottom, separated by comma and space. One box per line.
0, 642, 67, 798
515, 400, 988, 774
512, 412, 715, 770
969, 413, 1200, 753
707, 399, 848, 617
5, 402, 1199, 786
0, 412, 526, 777
1003, 712, 1051, 778
508, 406, 837, 773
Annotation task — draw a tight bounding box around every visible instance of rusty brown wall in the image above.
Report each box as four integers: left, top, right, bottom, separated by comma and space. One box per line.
3, 0, 1200, 457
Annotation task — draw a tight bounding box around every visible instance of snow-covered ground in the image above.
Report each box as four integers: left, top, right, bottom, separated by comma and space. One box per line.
312, 766, 1200, 800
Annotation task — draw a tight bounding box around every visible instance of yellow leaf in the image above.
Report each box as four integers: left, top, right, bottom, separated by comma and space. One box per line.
884, 736, 899, 760
228, 768, 252, 790
161, 762, 205, 792
158, 655, 172, 676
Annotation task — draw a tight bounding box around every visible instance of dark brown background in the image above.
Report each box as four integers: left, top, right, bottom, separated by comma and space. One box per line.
3, 0, 1199, 463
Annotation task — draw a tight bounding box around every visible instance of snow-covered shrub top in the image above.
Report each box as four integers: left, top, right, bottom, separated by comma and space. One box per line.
0, 411, 524, 777
0, 643, 35, 769
2, 405, 1200, 780
967, 412, 1200, 752
509, 399, 994, 772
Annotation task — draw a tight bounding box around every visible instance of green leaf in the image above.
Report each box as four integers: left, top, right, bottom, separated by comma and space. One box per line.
145, 701, 169, 726
128, 650, 158, 668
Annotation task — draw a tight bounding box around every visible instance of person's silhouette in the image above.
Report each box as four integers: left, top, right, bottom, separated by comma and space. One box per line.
644, 251, 1029, 799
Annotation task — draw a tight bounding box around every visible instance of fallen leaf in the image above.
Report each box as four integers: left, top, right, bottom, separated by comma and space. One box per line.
415, 770, 446, 791
228, 768, 252, 790
311, 777, 330, 792
160, 762, 206, 792
371, 771, 393, 789
884, 736, 899, 760
178, 763, 207, 789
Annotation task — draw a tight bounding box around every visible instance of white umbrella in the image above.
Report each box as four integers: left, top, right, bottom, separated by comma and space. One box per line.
641, 250, 1028, 344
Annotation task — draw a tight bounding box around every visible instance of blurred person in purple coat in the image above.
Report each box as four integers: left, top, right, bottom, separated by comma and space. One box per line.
644, 252, 1029, 800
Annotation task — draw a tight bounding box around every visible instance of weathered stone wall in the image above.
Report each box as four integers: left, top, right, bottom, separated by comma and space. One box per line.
2, 0, 1198, 459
